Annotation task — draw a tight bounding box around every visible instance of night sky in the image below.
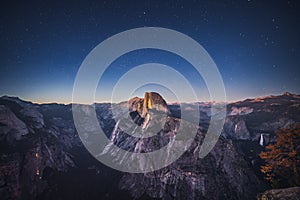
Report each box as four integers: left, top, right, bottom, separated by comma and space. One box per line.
0, 0, 299, 103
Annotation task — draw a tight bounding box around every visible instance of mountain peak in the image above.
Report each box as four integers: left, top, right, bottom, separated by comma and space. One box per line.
283, 92, 294, 96
129, 92, 168, 116
128, 92, 168, 127
143, 92, 167, 113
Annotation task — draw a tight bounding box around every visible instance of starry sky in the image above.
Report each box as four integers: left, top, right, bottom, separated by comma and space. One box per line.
0, 0, 299, 103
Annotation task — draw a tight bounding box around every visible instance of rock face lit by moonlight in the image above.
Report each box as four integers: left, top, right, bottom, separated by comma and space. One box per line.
128, 92, 169, 128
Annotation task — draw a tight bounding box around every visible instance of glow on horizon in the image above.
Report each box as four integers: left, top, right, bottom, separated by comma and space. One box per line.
1, 1, 299, 106
2, 89, 298, 105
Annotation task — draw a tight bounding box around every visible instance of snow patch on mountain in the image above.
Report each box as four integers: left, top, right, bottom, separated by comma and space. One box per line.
229, 106, 253, 116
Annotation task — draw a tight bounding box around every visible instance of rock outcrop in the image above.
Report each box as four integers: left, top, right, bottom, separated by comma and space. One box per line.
0, 105, 28, 142
128, 92, 169, 128
222, 116, 251, 140
20, 106, 44, 129
257, 187, 300, 200
129, 92, 168, 116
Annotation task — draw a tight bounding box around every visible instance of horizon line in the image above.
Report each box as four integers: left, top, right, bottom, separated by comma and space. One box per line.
0, 91, 298, 106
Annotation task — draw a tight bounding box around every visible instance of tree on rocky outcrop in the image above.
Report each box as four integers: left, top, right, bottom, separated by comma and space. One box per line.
259, 123, 300, 188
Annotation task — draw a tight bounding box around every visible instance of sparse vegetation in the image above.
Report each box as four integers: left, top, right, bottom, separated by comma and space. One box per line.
259, 123, 300, 188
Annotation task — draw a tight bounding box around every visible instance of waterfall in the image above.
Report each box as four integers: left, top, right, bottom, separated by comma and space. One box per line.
259, 134, 264, 146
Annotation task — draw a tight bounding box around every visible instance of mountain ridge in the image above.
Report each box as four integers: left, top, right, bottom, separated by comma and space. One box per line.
1, 92, 299, 105
0, 92, 300, 199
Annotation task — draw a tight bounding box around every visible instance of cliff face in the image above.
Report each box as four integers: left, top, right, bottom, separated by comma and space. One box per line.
129, 92, 168, 116
119, 139, 264, 200
143, 92, 168, 114
0, 105, 29, 142
222, 116, 251, 140
128, 92, 168, 128
101, 92, 267, 199
0, 97, 79, 199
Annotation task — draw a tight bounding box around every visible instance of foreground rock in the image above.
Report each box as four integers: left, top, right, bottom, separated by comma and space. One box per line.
257, 187, 300, 200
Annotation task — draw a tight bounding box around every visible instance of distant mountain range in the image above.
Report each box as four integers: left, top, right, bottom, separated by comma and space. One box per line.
0, 92, 299, 199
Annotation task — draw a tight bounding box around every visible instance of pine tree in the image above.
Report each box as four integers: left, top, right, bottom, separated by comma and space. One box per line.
259, 123, 300, 188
